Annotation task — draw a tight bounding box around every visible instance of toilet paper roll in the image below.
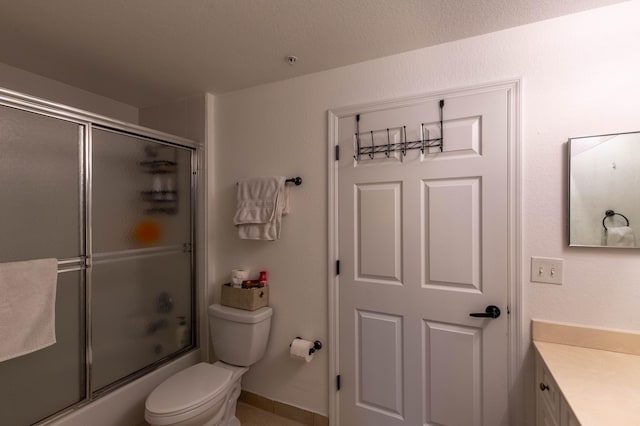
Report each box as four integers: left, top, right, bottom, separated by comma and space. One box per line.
231, 269, 249, 286
290, 338, 315, 363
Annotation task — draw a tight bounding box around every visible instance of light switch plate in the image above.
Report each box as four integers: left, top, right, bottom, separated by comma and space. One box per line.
531, 257, 564, 285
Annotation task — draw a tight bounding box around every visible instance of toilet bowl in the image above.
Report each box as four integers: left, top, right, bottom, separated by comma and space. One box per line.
145, 361, 246, 426
145, 305, 272, 426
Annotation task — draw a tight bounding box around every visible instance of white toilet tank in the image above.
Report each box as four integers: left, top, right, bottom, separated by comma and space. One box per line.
208, 304, 273, 366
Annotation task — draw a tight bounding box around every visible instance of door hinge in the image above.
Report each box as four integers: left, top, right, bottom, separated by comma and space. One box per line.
337, 374, 341, 391
336, 260, 340, 275
335, 145, 340, 161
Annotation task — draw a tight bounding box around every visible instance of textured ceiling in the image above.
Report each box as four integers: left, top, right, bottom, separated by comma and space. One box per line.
0, 0, 626, 107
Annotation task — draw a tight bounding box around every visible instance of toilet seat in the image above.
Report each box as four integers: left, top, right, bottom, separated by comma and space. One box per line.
145, 362, 233, 425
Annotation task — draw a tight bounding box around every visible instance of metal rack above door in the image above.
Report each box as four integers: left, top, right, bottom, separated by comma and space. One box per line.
353, 99, 445, 161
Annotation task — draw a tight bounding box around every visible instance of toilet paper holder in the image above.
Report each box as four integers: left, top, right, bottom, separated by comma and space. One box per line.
291, 337, 322, 355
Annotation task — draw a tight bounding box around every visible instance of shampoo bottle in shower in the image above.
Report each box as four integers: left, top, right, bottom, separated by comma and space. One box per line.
176, 316, 188, 349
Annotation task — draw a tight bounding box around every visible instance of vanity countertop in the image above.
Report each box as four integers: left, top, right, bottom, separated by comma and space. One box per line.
534, 340, 640, 426
532, 320, 640, 426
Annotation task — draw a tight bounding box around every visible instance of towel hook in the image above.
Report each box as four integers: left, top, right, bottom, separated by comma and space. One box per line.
602, 209, 630, 230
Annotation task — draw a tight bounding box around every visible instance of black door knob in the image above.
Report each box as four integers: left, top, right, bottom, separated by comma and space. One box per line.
469, 305, 501, 319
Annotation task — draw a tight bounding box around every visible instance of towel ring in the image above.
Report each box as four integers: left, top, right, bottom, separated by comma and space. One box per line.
602, 209, 630, 230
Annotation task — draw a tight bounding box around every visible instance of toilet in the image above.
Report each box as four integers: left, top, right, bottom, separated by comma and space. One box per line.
145, 304, 273, 426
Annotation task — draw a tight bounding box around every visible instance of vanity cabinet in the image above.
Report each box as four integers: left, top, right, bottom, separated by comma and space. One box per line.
559, 399, 580, 426
536, 353, 580, 426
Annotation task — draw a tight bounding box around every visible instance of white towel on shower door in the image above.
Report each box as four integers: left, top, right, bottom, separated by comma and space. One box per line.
606, 226, 636, 247
0, 258, 58, 362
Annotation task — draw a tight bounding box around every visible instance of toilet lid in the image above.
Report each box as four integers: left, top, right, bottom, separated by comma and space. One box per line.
146, 362, 233, 417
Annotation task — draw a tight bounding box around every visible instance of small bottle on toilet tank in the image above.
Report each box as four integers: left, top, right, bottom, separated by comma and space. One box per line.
259, 271, 267, 287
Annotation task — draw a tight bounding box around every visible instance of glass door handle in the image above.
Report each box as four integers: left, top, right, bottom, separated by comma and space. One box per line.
469, 305, 501, 319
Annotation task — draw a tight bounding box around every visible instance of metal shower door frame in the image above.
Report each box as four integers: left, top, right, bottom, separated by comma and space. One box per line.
0, 87, 201, 424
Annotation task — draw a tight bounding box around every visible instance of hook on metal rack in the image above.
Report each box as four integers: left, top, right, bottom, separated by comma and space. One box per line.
386, 128, 391, 158
439, 99, 445, 152
353, 114, 361, 161
401, 126, 407, 156
369, 131, 375, 159
351, 99, 445, 161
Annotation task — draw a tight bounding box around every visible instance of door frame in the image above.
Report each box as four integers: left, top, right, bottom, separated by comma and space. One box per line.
327, 79, 523, 425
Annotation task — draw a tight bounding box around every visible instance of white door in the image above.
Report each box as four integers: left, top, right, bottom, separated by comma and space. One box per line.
336, 86, 513, 426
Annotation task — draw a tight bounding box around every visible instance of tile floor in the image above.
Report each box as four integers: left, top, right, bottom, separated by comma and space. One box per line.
236, 401, 306, 426
140, 402, 304, 426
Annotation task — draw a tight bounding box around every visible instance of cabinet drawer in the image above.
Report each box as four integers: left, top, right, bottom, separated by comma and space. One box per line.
536, 356, 561, 422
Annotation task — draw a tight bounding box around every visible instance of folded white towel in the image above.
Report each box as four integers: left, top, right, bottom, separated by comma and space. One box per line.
234, 176, 284, 224
234, 177, 289, 240
606, 226, 636, 247
0, 258, 58, 362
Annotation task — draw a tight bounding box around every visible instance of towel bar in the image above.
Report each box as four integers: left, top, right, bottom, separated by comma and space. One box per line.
236, 177, 302, 186
285, 177, 302, 185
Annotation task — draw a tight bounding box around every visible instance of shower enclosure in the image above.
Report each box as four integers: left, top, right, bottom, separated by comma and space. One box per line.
0, 90, 198, 425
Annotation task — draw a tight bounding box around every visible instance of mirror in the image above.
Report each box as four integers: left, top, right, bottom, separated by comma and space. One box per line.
569, 131, 640, 247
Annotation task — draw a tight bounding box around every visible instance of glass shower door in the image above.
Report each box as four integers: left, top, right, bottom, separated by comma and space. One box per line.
90, 128, 194, 393
0, 105, 86, 425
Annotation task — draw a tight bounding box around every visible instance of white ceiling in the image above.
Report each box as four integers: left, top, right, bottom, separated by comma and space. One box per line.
0, 0, 625, 108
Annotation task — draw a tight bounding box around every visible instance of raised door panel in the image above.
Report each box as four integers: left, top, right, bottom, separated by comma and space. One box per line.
424, 321, 481, 426
356, 182, 402, 284
424, 116, 481, 156
423, 178, 481, 290
356, 310, 404, 420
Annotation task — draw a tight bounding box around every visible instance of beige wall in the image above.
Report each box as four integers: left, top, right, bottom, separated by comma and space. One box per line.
139, 95, 206, 143
209, 2, 640, 422
0, 62, 138, 123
